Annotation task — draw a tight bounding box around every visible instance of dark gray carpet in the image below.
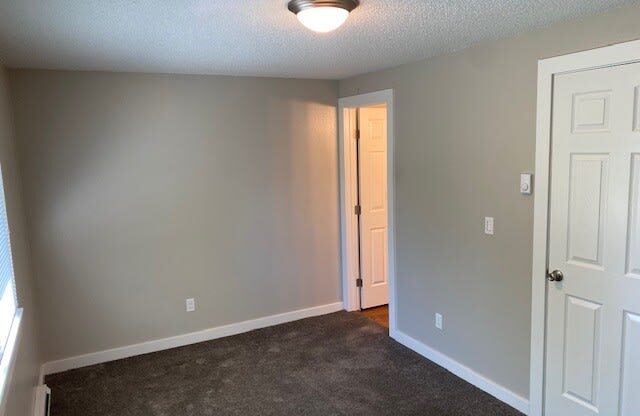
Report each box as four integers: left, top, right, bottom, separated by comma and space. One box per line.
45, 311, 523, 416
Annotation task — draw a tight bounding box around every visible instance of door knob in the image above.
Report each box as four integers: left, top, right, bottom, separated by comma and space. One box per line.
547, 270, 564, 282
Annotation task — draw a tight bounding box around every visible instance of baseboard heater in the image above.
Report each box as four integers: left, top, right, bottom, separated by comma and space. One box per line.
33, 385, 51, 416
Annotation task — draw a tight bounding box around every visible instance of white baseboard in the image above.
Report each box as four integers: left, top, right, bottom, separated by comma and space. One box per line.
41, 301, 343, 377
391, 329, 530, 415
41, 303, 529, 415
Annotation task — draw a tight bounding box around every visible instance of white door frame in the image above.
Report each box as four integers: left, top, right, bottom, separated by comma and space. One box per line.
531, 39, 640, 416
338, 89, 397, 334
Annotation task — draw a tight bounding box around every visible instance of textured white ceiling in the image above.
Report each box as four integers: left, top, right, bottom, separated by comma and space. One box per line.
0, 1, 633, 79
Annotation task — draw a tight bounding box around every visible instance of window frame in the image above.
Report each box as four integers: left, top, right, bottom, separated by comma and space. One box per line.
0, 308, 23, 415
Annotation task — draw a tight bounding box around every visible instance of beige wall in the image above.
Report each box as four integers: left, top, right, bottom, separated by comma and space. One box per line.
0, 67, 41, 415
339, 3, 640, 398
8, 70, 340, 362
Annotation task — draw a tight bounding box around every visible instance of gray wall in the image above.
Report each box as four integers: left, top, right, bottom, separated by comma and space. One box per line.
8, 70, 340, 362
0, 67, 41, 415
339, 3, 640, 398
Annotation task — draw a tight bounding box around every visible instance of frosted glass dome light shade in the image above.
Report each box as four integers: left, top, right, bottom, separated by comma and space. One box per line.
288, 0, 359, 33
297, 7, 349, 33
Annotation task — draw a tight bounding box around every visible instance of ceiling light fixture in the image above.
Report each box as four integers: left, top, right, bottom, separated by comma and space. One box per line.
288, 0, 359, 33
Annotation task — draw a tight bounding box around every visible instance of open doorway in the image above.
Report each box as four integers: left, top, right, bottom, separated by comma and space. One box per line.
338, 90, 396, 334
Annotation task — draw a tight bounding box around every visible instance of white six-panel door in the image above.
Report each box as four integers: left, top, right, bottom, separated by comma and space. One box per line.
545, 62, 640, 416
359, 107, 389, 309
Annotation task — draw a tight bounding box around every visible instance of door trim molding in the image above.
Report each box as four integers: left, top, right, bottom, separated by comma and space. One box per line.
531, 38, 640, 416
338, 89, 397, 332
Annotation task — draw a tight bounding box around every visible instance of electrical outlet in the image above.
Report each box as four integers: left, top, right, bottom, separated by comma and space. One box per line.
484, 217, 494, 235
435, 313, 443, 330
186, 298, 195, 312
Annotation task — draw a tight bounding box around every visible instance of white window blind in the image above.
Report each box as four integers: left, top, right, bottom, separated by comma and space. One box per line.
0, 170, 16, 362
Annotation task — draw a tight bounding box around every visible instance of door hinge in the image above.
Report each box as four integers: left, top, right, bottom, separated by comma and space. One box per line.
356, 278, 363, 287
354, 205, 361, 216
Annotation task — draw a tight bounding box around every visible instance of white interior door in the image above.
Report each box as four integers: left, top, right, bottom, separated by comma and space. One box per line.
545, 62, 640, 416
359, 107, 389, 309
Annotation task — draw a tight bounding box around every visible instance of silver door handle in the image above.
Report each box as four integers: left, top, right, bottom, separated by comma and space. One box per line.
547, 270, 564, 282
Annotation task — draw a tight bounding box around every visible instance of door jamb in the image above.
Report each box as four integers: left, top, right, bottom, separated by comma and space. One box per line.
531, 39, 640, 416
338, 89, 396, 335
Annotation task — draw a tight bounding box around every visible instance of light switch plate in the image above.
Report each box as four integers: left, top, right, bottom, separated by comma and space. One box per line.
435, 313, 443, 330
484, 217, 494, 235
520, 173, 533, 195
186, 298, 195, 312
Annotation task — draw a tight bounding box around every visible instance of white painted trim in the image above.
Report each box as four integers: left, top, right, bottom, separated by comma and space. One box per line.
337, 89, 397, 334
392, 330, 529, 415
40, 302, 343, 377
339, 107, 360, 312
0, 309, 23, 416
531, 38, 640, 416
